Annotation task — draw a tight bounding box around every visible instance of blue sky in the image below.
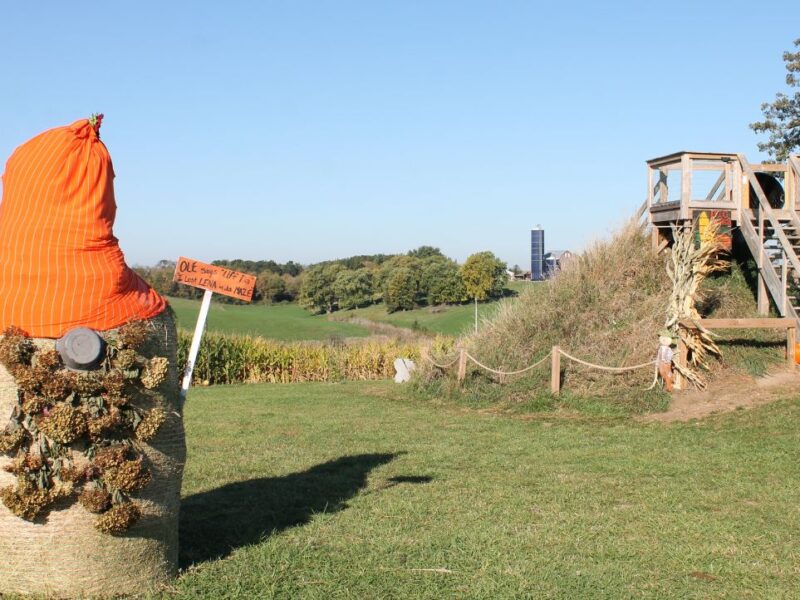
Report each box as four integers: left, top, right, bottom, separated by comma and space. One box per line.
0, 2, 796, 269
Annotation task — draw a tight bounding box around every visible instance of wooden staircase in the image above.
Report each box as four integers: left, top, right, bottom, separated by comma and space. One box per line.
646, 151, 800, 328
738, 154, 800, 327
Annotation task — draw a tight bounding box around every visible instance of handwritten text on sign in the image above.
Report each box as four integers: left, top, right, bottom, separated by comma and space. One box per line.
173, 257, 256, 302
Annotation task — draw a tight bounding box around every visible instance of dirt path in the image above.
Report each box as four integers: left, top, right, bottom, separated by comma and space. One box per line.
640, 369, 800, 423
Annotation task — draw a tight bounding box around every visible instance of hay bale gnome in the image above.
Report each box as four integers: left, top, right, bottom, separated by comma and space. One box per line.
0, 116, 185, 597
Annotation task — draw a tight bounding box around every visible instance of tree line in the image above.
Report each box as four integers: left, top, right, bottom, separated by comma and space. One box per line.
135, 246, 508, 313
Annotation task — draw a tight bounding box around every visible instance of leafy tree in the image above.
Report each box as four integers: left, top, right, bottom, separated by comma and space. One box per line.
333, 268, 374, 310
460, 251, 508, 300
134, 260, 198, 299
384, 267, 420, 312
280, 261, 304, 277
420, 257, 465, 305
316, 254, 392, 271
299, 263, 345, 313
750, 39, 800, 161
376, 255, 420, 295
407, 246, 444, 259
460, 252, 508, 332
281, 273, 303, 302
256, 271, 286, 304
211, 259, 304, 277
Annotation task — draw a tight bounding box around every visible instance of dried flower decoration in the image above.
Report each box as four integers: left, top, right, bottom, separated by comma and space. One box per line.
0, 316, 169, 532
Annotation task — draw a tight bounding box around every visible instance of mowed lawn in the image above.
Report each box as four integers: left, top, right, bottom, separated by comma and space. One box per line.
336, 280, 535, 337
168, 382, 800, 599
167, 297, 370, 341
167, 282, 537, 340
329, 300, 504, 337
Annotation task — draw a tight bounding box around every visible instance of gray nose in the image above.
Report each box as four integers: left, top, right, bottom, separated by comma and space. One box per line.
56, 327, 106, 371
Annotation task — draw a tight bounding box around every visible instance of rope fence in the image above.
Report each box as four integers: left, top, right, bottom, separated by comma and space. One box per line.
423, 345, 657, 394
464, 350, 552, 376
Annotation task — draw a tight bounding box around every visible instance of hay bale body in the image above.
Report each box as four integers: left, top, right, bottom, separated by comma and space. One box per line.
0, 311, 186, 597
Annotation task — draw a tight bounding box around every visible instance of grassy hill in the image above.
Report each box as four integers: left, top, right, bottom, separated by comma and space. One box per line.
415, 224, 786, 408
173, 381, 800, 598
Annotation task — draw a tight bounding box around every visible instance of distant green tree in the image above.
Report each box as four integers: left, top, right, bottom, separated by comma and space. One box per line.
135, 260, 197, 299
460, 251, 508, 332
281, 273, 303, 302
376, 255, 420, 296
750, 38, 800, 161
256, 271, 286, 304
333, 268, 374, 310
384, 267, 420, 312
299, 263, 345, 313
211, 259, 304, 277
280, 261, 304, 277
420, 257, 466, 305
407, 245, 444, 259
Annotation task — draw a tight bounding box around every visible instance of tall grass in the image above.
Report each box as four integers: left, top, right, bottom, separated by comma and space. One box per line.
454, 221, 669, 396
177, 330, 419, 385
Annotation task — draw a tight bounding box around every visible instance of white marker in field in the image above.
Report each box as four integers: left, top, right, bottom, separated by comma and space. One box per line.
173, 257, 256, 398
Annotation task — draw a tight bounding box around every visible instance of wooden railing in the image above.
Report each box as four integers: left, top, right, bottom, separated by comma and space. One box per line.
790, 155, 800, 213
676, 318, 795, 390
737, 154, 800, 326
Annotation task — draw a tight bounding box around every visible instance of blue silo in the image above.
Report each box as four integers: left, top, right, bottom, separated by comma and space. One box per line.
531, 226, 545, 281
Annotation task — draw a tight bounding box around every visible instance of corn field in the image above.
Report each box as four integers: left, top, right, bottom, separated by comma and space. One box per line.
177, 330, 420, 385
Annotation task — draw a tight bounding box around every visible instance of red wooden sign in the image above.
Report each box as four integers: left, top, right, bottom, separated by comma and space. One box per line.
173, 257, 256, 302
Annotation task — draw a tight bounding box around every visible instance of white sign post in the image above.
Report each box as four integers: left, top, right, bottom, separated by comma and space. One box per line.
180, 289, 213, 399
173, 257, 256, 399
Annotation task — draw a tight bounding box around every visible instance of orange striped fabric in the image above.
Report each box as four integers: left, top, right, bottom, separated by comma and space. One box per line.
0, 119, 166, 338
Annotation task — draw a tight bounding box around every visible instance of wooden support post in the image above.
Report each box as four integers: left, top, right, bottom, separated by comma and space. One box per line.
757, 269, 770, 315
680, 154, 692, 220
788, 326, 796, 370
550, 346, 561, 395
456, 348, 467, 384
757, 208, 769, 315
781, 252, 788, 315
675, 333, 687, 391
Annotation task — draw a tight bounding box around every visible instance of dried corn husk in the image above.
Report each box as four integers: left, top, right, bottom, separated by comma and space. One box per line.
665, 219, 729, 388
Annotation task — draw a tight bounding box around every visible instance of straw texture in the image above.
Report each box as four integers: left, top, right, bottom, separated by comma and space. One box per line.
0, 311, 185, 597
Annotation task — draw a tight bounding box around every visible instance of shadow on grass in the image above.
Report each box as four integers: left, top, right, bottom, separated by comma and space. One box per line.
179, 453, 409, 567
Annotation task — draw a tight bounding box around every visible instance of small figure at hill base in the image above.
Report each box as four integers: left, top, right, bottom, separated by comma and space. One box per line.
656, 335, 676, 392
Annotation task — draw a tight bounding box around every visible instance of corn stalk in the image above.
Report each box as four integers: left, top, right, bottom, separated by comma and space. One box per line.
665, 219, 729, 389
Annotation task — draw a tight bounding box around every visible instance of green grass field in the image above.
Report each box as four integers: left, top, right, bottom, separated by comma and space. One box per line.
166, 382, 800, 599
168, 297, 370, 341
351, 280, 532, 337
329, 300, 502, 336
169, 281, 536, 340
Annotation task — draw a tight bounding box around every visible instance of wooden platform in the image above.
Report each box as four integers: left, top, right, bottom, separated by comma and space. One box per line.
646, 151, 800, 328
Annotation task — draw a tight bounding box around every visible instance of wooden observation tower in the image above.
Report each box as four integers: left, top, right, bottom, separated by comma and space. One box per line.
645, 151, 800, 326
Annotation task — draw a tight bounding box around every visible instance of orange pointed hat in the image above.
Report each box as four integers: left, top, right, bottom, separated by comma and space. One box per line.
0, 116, 166, 337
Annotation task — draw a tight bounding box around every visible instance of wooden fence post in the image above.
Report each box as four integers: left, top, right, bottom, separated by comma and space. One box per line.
550, 346, 561, 395
787, 326, 796, 369
456, 348, 467, 384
